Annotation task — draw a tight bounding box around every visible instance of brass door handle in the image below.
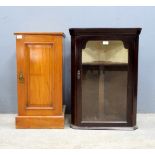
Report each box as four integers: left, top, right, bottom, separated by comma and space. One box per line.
18, 72, 24, 83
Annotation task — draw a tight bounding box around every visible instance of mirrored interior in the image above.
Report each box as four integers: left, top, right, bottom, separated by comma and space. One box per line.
82, 41, 128, 122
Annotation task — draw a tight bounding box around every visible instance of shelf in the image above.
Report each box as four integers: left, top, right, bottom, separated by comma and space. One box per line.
82, 61, 128, 66
82, 61, 128, 71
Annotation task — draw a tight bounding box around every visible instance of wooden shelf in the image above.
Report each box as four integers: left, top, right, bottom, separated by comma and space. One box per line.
82, 61, 128, 66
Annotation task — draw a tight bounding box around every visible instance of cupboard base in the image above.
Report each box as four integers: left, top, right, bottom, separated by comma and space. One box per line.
16, 114, 65, 129
71, 124, 138, 130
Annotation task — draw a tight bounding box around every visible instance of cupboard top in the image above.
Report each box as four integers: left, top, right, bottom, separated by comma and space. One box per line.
14, 32, 65, 37
69, 28, 141, 36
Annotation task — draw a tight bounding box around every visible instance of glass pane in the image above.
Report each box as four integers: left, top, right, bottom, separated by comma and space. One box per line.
82, 41, 128, 122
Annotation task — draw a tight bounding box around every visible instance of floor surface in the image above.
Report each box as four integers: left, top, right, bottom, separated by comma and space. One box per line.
0, 114, 155, 149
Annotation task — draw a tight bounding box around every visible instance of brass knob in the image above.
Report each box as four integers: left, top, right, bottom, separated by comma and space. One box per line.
18, 72, 24, 83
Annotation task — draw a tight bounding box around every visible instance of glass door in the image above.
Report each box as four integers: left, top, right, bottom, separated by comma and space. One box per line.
81, 40, 128, 122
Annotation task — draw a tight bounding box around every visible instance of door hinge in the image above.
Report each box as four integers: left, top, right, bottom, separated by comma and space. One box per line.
77, 70, 80, 80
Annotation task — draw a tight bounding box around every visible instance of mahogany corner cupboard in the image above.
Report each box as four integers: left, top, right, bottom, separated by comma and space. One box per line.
69, 28, 141, 130
14, 32, 65, 129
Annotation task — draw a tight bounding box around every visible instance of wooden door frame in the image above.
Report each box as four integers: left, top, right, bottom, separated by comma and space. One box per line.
16, 34, 63, 116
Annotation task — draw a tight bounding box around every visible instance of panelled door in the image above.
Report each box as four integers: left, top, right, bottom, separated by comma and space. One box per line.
16, 34, 62, 116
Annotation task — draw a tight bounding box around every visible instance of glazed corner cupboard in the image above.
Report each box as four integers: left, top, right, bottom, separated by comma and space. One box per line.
14, 32, 65, 129
69, 28, 141, 130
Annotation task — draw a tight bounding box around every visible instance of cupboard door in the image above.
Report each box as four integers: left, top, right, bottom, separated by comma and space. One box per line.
81, 40, 128, 123
16, 35, 62, 116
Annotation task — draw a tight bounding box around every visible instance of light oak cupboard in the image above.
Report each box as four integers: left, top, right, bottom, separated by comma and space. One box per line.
14, 32, 65, 128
